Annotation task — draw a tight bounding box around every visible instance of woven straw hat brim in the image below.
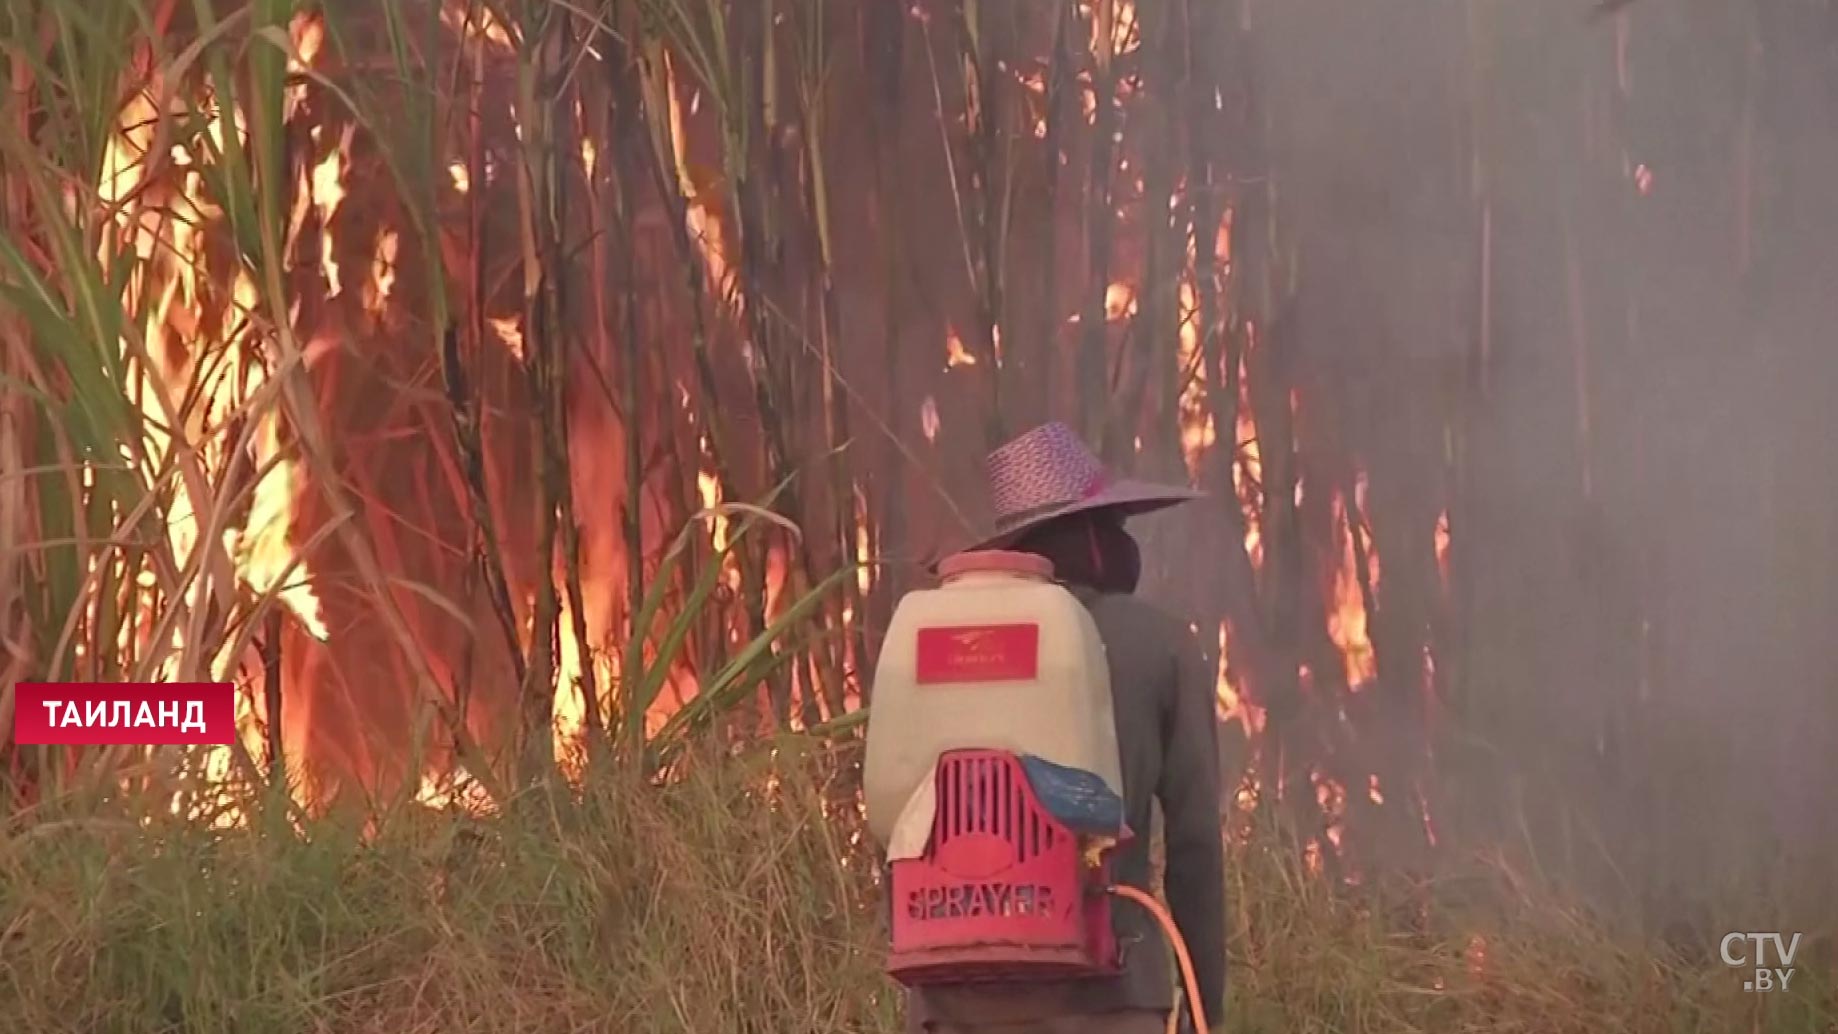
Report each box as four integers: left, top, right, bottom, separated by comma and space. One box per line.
952, 477, 1204, 558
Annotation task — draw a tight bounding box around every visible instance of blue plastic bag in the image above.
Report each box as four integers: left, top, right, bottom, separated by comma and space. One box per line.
1019, 754, 1125, 837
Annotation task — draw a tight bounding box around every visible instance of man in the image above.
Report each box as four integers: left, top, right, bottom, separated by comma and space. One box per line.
907, 422, 1227, 1034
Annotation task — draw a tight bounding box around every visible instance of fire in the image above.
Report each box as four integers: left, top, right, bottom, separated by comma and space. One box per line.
488, 315, 524, 359
1313, 768, 1347, 816
1434, 509, 1452, 587
414, 767, 498, 816
1176, 278, 1215, 480
46, 1, 1447, 847
439, 0, 517, 49
552, 590, 610, 781
99, 84, 329, 639
854, 483, 873, 596
1465, 933, 1489, 977
289, 14, 325, 71
1078, 70, 1099, 126
665, 54, 733, 306
1089, 0, 1141, 58
1232, 770, 1261, 816
1016, 68, 1049, 139
366, 228, 400, 311
309, 128, 352, 297
1328, 489, 1377, 688
1214, 620, 1264, 737
945, 326, 977, 367
1104, 281, 1137, 320
696, 443, 731, 556
80, 22, 343, 821
237, 412, 331, 641
1233, 352, 1264, 572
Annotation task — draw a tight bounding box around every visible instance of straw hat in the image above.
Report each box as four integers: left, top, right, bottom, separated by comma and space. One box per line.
958, 421, 1203, 554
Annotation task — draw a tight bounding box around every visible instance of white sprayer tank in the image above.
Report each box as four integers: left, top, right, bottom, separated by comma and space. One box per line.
863, 550, 1123, 849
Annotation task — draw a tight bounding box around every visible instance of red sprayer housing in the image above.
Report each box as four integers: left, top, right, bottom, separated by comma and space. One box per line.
887, 749, 1126, 985
865, 551, 1129, 985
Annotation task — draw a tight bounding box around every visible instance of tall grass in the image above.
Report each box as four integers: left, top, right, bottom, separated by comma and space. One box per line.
0, 0, 852, 809
1, 742, 1832, 1033
0, 0, 320, 805
0, 740, 895, 1034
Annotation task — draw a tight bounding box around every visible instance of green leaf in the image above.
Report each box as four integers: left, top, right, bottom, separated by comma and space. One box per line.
619, 476, 798, 754
647, 562, 855, 767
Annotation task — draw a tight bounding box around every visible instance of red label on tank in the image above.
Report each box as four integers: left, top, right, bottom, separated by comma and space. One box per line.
915, 624, 1040, 684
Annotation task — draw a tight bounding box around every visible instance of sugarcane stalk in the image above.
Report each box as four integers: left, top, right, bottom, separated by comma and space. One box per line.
859, 0, 907, 687
511, 0, 570, 781
958, 0, 1008, 445
444, 10, 527, 728
261, 605, 284, 783
1037, 2, 1073, 422
600, 13, 650, 750
1077, 0, 1120, 448
1123, 0, 1178, 473
553, 62, 602, 753
622, 23, 772, 728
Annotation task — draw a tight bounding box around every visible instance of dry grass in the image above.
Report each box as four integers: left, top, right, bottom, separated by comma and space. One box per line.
1, 742, 1831, 1034
0, 741, 895, 1034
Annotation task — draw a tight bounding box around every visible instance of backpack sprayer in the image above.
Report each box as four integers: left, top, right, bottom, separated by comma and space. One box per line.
862, 551, 1209, 1033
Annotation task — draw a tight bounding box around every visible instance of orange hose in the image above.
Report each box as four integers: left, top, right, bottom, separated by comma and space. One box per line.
1108, 884, 1207, 1034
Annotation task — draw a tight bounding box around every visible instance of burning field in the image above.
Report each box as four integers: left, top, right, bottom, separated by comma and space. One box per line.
0, 0, 1438, 853
3, 0, 1838, 1030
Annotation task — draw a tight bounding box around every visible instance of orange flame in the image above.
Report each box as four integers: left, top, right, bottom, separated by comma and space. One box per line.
1176, 278, 1215, 480
94, 22, 334, 816
1328, 489, 1378, 688
1214, 620, 1264, 737
309, 127, 352, 297
854, 483, 873, 596
945, 326, 978, 368
440, 0, 517, 49
697, 444, 729, 555
365, 228, 400, 312
1089, 0, 1141, 58
1434, 508, 1452, 587
1233, 343, 1264, 572
1104, 281, 1137, 321
665, 55, 733, 308
489, 315, 524, 359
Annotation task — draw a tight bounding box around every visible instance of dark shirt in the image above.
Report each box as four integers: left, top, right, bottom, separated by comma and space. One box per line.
908, 588, 1227, 1026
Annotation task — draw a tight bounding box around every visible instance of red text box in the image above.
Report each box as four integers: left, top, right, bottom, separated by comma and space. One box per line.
11, 683, 236, 746
915, 624, 1041, 684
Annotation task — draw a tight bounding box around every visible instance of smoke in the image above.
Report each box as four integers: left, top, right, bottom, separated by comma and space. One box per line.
1251, 0, 1838, 923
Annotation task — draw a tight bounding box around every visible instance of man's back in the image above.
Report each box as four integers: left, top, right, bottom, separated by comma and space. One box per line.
907, 590, 1226, 1030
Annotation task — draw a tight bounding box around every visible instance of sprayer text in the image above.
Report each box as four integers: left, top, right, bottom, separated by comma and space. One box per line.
907, 882, 1056, 921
